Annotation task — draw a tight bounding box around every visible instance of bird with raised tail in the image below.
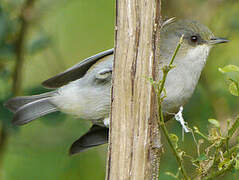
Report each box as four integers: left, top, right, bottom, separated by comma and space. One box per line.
4, 19, 229, 155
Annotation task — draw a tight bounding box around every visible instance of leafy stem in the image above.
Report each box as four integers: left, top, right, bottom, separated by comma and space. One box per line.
157, 35, 184, 95
154, 35, 190, 180
204, 159, 235, 180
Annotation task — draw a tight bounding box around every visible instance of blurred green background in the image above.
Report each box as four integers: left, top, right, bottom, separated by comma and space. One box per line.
0, 0, 239, 179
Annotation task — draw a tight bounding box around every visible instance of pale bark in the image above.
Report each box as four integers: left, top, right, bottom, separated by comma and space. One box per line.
106, 0, 162, 180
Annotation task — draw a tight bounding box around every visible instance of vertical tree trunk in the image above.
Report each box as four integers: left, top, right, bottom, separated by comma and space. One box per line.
106, 0, 162, 180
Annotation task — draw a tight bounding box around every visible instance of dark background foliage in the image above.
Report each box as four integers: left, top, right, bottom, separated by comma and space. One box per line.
0, 0, 238, 179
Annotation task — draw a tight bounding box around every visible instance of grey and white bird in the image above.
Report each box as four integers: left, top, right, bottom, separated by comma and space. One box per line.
4, 19, 228, 155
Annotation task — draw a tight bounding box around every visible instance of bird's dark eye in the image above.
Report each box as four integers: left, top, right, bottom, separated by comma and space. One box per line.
191, 35, 198, 43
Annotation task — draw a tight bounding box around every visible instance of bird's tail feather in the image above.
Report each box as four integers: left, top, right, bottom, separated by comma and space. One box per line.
4, 92, 55, 112
4, 92, 58, 125
69, 125, 108, 155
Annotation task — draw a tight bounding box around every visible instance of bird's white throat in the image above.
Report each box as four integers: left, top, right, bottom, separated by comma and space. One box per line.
162, 45, 211, 114
185, 44, 211, 64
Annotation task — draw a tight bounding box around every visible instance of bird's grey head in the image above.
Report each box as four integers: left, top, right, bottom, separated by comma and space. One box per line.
160, 19, 228, 64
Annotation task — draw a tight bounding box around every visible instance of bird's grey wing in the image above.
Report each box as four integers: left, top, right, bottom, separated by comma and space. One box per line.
69, 125, 108, 155
42, 48, 114, 89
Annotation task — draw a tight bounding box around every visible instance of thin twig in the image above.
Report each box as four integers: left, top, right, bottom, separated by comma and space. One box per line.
0, 1, 36, 178
158, 110, 190, 180
157, 35, 184, 95
204, 159, 235, 180
209, 117, 239, 172
13, 0, 36, 96
156, 35, 190, 180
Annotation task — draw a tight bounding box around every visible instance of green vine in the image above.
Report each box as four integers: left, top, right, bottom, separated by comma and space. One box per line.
150, 35, 239, 179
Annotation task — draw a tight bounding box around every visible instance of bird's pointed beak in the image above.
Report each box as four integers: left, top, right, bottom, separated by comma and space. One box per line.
209, 37, 229, 45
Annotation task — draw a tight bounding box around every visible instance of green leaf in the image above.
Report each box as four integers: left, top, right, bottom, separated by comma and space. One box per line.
235, 156, 239, 170
169, 133, 178, 148
165, 172, 178, 179
228, 118, 239, 137
194, 153, 208, 162
228, 80, 239, 96
219, 65, 239, 73
218, 158, 232, 171
208, 119, 220, 128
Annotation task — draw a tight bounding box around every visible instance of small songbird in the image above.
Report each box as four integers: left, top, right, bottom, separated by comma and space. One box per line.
4, 19, 228, 155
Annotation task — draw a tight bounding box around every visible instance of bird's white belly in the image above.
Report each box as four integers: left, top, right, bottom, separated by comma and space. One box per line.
162, 68, 199, 114
51, 83, 111, 120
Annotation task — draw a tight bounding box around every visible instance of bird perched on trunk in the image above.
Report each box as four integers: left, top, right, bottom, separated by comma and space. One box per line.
4, 19, 228, 155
